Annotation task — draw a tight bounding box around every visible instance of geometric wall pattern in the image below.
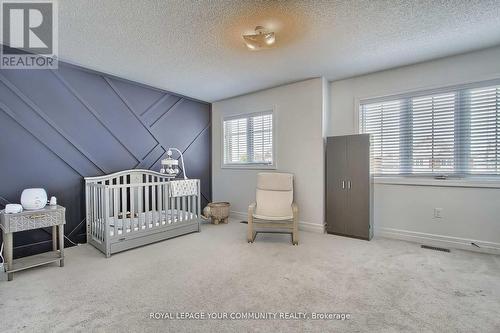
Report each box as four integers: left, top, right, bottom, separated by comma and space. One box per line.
0, 61, 211, 258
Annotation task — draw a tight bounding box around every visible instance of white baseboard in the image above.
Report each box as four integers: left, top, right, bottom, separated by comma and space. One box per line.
375, 227, 500, 255
298, 221, 325, 233
229, 211, 247, 221
230, 210, 325, 234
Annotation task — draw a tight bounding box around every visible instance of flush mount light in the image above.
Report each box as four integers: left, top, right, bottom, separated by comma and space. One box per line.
242, 26, 276, 51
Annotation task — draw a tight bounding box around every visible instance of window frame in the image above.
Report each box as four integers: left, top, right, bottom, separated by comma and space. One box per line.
357, 78, 500, 179
221, 108, 277, 170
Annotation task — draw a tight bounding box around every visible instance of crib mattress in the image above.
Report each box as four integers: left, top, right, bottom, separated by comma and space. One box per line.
94, 210, 197, 237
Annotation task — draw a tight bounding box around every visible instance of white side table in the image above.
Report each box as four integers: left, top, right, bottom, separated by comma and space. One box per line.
0, 205, 65, 281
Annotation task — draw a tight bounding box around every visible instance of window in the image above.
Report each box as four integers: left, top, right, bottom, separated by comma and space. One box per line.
360, 80, 500, 177
223, 110, 274, 167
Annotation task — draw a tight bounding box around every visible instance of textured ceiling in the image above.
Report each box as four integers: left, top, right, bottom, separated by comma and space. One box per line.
59, 0, 500, 102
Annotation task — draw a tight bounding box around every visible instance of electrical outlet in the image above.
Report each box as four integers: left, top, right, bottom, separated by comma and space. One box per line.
434, 208, 443, 218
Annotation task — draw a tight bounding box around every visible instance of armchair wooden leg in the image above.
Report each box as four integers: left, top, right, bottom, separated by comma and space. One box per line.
248, 203, 256, 243
247, 217, 253, 243
292, 203, 299, 245
247, 221, 254, 243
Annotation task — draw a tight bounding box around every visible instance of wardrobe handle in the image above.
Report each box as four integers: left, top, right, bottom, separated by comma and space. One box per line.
347, 180, 352, 189
342, 180, 345, 189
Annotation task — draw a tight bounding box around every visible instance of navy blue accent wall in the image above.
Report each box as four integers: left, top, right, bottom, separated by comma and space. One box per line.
0, 62, 211, 258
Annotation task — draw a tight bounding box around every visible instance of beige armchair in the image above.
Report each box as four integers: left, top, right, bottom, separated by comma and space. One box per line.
247, 172, 299, 245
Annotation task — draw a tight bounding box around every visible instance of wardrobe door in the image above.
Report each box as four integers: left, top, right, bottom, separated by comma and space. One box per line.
346, 134, 371, 239
326, 136, 347, 235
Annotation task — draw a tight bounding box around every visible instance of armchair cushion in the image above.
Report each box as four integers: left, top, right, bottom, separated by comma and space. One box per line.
255, 189, 293, 219
257, 172, 293, 191
254, 172, 294, 219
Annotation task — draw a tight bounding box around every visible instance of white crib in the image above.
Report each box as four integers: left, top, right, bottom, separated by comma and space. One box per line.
85, 169, 201, 257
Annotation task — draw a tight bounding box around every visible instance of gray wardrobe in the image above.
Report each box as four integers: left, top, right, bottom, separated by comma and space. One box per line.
326, 134, 373, 240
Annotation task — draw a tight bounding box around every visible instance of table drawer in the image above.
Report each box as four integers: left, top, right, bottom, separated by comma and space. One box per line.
1, 209, 65, 232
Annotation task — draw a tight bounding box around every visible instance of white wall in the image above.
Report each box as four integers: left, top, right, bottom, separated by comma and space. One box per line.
212, 78, 326, 231
329, 46, 500, 252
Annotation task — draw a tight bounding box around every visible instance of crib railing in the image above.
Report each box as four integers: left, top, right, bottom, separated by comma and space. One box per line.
86, 180, 200, 243
87, 183, 107, 243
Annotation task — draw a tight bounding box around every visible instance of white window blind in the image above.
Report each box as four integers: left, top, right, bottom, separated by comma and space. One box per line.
411, 93, 456, 174
360, 100, 402, 174
223, 111, 273, 166
469, 86, 500, 175
360, 80, 500, 177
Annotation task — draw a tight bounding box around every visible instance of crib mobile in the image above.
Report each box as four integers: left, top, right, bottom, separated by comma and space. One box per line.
160, 148, 187, 179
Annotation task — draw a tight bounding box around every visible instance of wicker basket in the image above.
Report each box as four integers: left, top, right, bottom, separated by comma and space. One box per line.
203, 202, 230, 224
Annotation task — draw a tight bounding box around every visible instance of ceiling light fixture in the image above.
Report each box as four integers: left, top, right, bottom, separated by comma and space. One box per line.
242, 26, 276, 51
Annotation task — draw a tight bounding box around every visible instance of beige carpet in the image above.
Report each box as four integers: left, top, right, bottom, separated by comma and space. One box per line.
1, 220, 500, 332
